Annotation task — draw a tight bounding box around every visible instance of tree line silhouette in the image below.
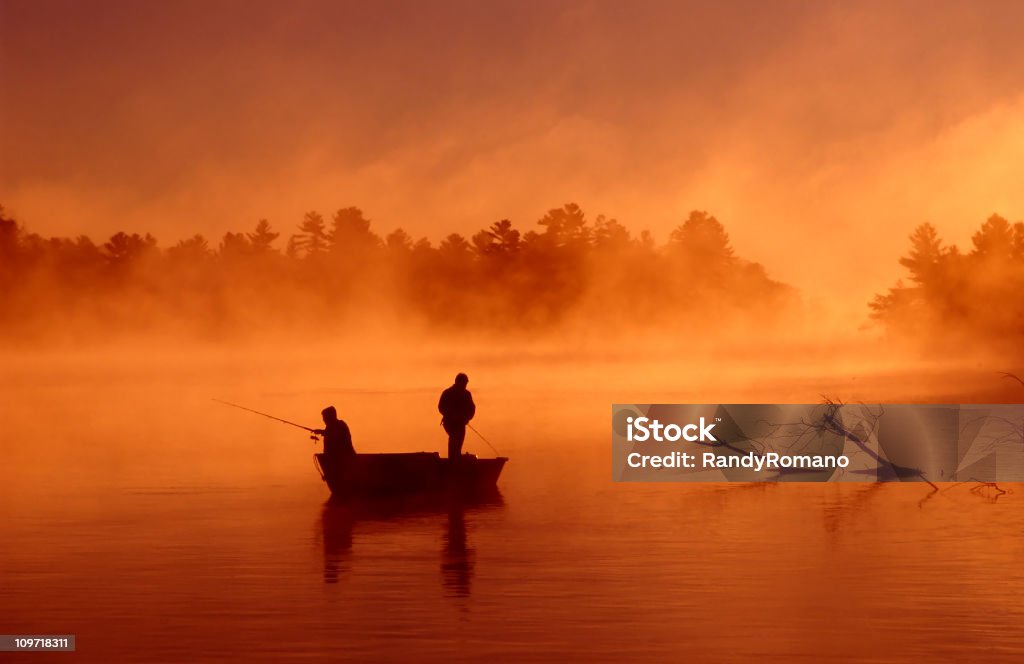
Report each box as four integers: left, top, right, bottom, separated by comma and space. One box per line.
0, 203, 791, 340
871, 214, 1024, 347
3, 203, 1020, 345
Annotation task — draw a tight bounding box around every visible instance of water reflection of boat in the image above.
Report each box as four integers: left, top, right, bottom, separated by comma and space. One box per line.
314, 452, 507, 497
319, 489, 504, 592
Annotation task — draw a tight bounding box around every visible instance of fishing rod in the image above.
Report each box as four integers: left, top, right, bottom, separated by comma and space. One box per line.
213, 398, 320, 440
467, 423, 501, 456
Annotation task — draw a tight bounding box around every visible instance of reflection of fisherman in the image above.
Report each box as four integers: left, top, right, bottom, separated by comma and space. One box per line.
320, 500, 354, 584
314, 406, 355, 457
438, 373, 475, 461
442, 505, 473, 597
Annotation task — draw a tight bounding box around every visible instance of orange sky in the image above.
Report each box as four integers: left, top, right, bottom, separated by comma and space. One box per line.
3, 0, 1024, 303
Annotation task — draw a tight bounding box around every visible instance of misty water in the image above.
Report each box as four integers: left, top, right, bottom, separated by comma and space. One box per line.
3, 345, 1024, 662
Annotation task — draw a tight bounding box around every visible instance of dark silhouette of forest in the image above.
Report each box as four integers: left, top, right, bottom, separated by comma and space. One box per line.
871, 214, 1024, 348
3, 203, 1022, 349
0, 203, 791, 341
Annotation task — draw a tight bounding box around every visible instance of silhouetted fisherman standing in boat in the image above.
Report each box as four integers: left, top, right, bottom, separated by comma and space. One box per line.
314, 406, 355, 457
439, 373, 475, 462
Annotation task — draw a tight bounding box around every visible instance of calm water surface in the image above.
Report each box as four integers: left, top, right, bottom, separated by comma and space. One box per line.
3, 351, 1024, 662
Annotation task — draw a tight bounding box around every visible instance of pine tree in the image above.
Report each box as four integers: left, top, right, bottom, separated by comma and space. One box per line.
898, 223, 943, 285
247, 219, 279, 254
293, 211, 328, 257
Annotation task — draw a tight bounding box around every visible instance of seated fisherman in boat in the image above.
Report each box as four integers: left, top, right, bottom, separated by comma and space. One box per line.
438, 373, 475, 461
314, 406, 355, 457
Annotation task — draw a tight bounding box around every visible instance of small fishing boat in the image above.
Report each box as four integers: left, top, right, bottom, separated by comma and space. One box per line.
314, 452, 508, 497
212, 399, 508, 497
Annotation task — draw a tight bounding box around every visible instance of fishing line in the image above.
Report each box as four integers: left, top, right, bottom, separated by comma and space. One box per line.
467, 423, 502, 456
213, 398, 320, 440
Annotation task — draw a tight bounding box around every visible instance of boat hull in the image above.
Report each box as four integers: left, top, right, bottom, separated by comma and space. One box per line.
314, 452, 508, 497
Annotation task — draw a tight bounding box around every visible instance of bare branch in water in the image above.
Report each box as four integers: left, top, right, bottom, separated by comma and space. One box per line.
816, 398, 939, 490
999, 372, 1024, 390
